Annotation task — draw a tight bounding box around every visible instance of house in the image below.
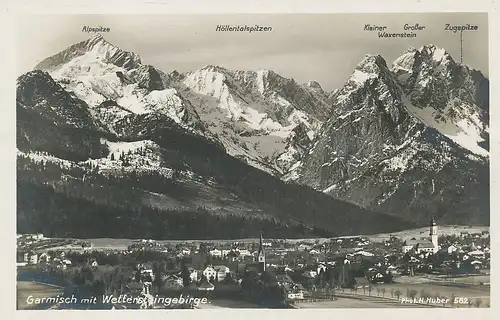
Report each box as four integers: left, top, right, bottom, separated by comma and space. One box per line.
209, 249, 222, 257
141, 266, 154, 282
188, 268, 198, 282
370, 272, 386, 283
469, 250, 485, 258
28, 252, 38, 265
165, 275, 184, 288
62, 259, 72, 266
284, 265, 294, 272
283, 283, 305, 300
38, 252, 51, 263
447, 245, 458, 254
358, 240, 370, 246
387, 265, 400, 275
238, 249, 252, 257
203, 266, 217, 281
353, 277, 370, 289
298, 244, 312, 251
316, 264, 327, 274
91, 260, 99, 268
27, 233, 44, 241
354, 250, 375, 257
214, 265, 230, 282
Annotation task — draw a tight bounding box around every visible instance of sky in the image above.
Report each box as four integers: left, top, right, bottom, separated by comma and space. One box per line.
16, 13, 488, 91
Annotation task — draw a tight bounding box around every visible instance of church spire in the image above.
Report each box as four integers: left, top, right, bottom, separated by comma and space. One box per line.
257, 231, 265, 272
258, 232, 264, 256
430, 216, 436, 226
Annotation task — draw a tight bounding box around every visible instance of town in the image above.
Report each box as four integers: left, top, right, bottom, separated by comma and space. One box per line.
16, 219, 490, 309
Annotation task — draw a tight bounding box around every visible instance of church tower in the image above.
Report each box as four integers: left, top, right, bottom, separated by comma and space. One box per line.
429, 216, 438, 253
257, 232, 266, 272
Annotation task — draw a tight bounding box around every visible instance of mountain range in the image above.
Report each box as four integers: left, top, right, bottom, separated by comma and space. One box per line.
16, 34, 489, 240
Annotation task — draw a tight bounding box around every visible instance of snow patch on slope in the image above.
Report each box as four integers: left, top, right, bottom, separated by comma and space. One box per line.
403, 96, 488, 157
17, 149, 73, 169
350, 69, 377, 84
47, 50, 188, 127
81, 139, 174, 177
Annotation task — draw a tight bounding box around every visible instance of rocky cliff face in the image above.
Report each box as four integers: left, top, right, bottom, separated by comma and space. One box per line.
17, 35, 489, 233
16, 35, 415, 239
293, 46, 489, 225
16, 70, 105, 161
172, 65, 331, 174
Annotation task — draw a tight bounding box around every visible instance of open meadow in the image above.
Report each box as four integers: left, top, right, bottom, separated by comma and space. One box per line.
17, 281, 64, 310
41, 225, 489, 251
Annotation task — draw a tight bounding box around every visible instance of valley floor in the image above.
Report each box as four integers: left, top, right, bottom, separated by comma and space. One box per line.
17, 281, 64, 310
37, 225, 489, 252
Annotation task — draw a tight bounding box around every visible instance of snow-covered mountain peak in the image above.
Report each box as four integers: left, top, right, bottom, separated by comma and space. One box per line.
356, 54, 389, 73
419, 44, 454, 66
392, 44, 454, 76
343, 54, 392, 87
200, 64, 229, 73
183, 65, 231, 99
35, 35, 142, 72
335, 55, 395, 100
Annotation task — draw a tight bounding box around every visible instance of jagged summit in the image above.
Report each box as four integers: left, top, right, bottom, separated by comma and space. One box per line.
356, 54, 389, 72
418, 44, 453, 63
403, 46, 417, 54
90, 33, 104, 40
199, 64, 228, 73
392, 44, 455, 74
419, 44, 443, 53
34, 34, 142, 71
342, 54, 392, 87
294, 43, 489, 226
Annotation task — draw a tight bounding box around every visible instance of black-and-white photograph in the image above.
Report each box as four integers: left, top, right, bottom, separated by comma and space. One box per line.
15, 13, 490, 310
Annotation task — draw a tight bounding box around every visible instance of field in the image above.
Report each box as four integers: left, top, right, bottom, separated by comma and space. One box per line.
17, 281, 64, 310
36, 225, 489, 251
364, 225, 489, 242
372, 275, 490, 308
195, 299, 263, 309
295, 274, 490, 309
295, 296, 426, 308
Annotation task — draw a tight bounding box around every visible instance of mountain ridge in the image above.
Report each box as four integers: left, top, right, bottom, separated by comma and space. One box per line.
19, 35, 489, 241
292, 45, 489, 225
18, 45, 416, 238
